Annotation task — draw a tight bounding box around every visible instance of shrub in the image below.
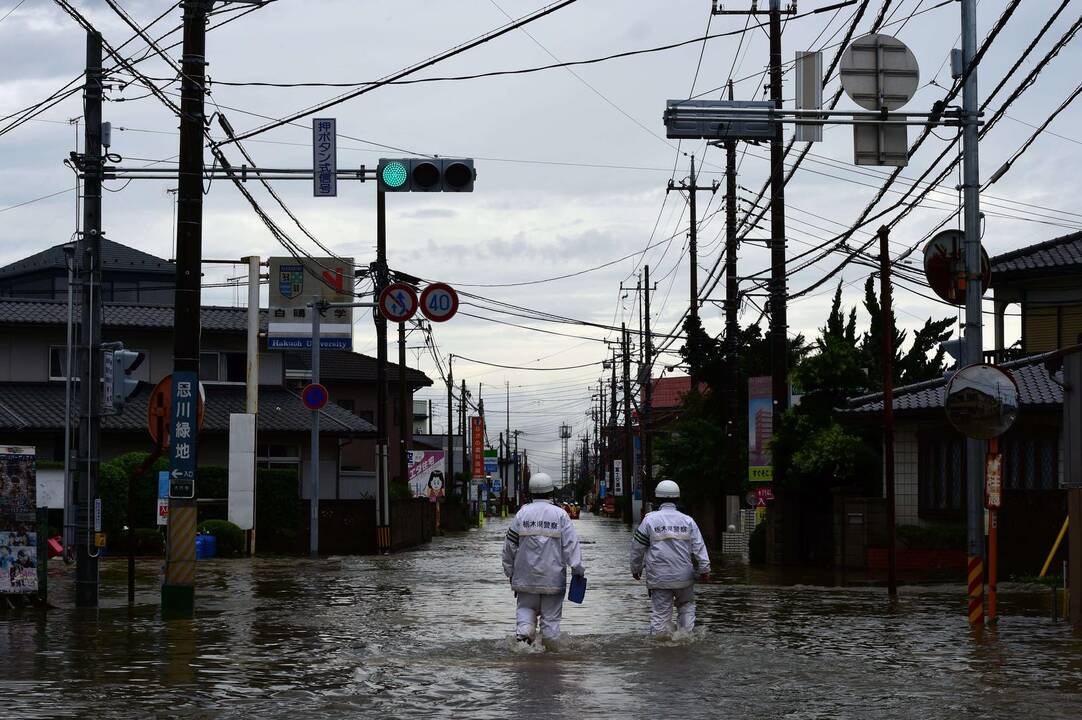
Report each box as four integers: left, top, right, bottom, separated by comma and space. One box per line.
198, 519, 245, 557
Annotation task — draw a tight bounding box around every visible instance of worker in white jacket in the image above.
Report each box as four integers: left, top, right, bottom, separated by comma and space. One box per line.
629, 480, 711, 636
502, 472, 585, 647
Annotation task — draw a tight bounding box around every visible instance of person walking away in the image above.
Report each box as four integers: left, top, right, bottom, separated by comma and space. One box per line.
502, 472, 585, 648
629, 480, 710, 637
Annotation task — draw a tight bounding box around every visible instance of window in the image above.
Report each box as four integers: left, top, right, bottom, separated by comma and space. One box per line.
200, 351, 246, 383
918, 433, 966, 519
1000, 432, 1058, 490
199, 352, 219, 381
49, 346, 72, 380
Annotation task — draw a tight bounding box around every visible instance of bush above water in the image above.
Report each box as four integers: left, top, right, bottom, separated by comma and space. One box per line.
198, 519, 245, 557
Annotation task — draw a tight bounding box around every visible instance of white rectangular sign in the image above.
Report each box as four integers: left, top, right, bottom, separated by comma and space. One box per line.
313, 118, 337, 197
228, 413, 256, 530
613, 459, 624, 496
268, 257, 354, 350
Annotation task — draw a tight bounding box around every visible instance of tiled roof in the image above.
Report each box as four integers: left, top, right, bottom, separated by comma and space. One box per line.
0, 239, 174, 279
284, 350, 432, 388
644, 376, 706, 409
0, 298, 266, 332
991, 231, 1082, 276
0, 382, 375, 435
845, 353, 1062, 415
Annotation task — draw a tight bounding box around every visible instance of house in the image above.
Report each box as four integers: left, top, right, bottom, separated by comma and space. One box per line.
0, 241, 431, 506
844, 352, 1063, 576
991, 230, 1082, 359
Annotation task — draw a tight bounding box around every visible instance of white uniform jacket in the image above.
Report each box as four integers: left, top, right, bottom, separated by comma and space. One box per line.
502, 499, 585, 595
629, 503, 710, 590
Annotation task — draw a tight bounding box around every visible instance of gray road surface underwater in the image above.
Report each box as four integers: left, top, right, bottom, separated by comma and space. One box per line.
3, 513, 1082, 718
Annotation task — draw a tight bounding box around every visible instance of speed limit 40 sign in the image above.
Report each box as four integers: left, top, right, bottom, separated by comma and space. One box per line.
420, 282, 459, 322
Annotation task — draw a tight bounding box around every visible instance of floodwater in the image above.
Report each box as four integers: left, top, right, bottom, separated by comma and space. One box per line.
3, 514, 1082, 719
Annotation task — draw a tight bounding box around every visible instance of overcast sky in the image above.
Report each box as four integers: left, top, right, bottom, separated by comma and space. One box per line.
2, 0, 1080, 477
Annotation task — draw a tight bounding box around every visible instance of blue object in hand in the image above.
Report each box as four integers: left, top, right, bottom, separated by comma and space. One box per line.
568, 574, 587, 604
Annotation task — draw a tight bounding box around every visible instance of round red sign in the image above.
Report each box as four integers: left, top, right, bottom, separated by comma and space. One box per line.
419, 282, 459, 322
379, 282, 419, 322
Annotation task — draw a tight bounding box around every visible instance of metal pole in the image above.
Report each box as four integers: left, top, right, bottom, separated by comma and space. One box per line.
310, 296, 321, 557
375, 189, 390, 545
163, 0, 210, 617
879, 226, 897, 599
988, 437, 999, 623
246, 254, 260, 554
63, 244, 75, 560
447, 355, 455, 498
74, 30, 103, 608
622, 325, 634, 525
689, 155, 699, 339
504, 381, 510, 514
399, 320, 408, 496
461, 379, 468, 494
769, 0, 790, 482
961, 0, 986, 626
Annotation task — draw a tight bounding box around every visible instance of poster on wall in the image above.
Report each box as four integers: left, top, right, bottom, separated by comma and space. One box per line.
747, 377, 773, 483
407, 450, 446, 499
0, 445, 37, 594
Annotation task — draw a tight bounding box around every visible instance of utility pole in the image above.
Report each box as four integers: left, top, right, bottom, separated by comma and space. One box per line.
163, 0, 211, 617
621, 324, 634, 526
714, 0, 793, 477
666, 155, 718, 381
960, 0, 986, 625
74, 30, 103, 608
309, 296, 322, 557
447, 355, 454, 499
724, 79, 741, 507
504, 380, 510, 513
375, 190, 390, 549
641, 265, 655, 518
609, 350, 617, 504
878, 227, 897, 598
460, 378, 468, 495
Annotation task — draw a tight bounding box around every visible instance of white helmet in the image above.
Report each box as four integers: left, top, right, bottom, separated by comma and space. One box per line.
655, 480, 680, 499
530, 472, 555, 494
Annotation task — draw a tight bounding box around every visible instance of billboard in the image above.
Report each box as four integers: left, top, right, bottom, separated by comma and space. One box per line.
470, 417, 484, 479
748, 377, 773, 483
484, 449, 498, 477
0, 445, 37, 594
407, 450, 446, 499
268, 257, 354, 350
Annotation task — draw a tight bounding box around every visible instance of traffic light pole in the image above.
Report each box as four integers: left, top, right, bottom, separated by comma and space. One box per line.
74, 30, 103, 608
375, 189, 390, 550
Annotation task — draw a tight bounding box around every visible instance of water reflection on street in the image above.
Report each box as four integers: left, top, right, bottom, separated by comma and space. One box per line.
3, 514, 1082, 718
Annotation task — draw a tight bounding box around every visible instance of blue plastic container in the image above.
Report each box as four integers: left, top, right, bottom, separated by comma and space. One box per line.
195, 534, 217, 560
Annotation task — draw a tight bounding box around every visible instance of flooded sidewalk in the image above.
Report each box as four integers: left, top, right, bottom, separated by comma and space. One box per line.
3, 514, 1082, 718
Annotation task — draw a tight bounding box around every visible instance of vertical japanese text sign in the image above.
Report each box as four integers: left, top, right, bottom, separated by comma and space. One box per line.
313, 118, 337, 197
470, 416, 485, 479
169, 371, 198, 498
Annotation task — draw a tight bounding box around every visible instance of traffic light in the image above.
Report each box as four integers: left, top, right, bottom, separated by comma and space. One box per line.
377, 158, 475, 192
106, 347, 145, 412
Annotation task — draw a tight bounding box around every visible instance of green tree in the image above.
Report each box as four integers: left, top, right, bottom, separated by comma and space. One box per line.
861, 276, 954, 389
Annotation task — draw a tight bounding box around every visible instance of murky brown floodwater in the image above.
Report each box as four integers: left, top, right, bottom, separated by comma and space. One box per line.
3, 513, 1082, 718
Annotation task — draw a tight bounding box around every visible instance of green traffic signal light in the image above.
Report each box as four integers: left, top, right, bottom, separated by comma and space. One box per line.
381, 160, 408, 189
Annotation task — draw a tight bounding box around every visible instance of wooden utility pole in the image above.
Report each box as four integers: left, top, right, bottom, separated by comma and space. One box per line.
641, 265, 655, 518
724, 79, 741, 502
878, 226, 897, 598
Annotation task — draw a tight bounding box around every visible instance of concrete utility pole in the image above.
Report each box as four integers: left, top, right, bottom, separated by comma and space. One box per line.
460, 378, 469, 493
74, 30, 103, 608
621, 324, 634, 525
666, 155, 718, 381
641, 265, 655, 517
714, 0, 793, 473
878, 227, 897, 599
609, 350, 617, 501
504, 381, 510, 513
309, 296, 322, 557
724, 79, 741, 505
163, 0, 211, 617
399, 320, 409, 501
246, 255, 260, 553
960, 0, 986, 625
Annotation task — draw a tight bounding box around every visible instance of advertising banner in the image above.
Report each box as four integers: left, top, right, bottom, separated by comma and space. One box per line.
613, 459, 624, 496
748, 376, 773, 483
470, 416, 484, 479
268, 257, 354, 350
0, 445, 37, 594
484, 449, 498, 477
408, 450, 446, 499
